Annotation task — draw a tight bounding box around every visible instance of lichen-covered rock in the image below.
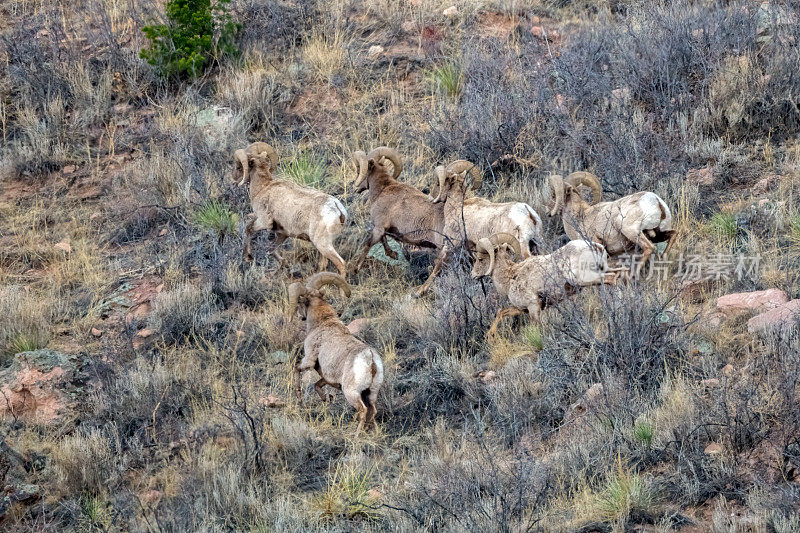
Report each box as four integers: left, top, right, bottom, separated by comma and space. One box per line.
0, 350, 83, 423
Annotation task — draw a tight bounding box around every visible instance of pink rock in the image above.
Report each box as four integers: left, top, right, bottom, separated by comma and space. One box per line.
137, 329, 154, 338
700, 378, 720, 388
687, 166, 714, 186
747, 299, 800, 334
62, 165, 75, 174
702, 312, 726, 329
91, 328, 103, 338
443, 6, 458, 16
705, 442, 723, 455
347, 318, 372, 336
753, 175, 776, 195
721, 364, 735, 377
259, 395, 285, 408
476, 370, 498, 384
54, 240, 71, 253
716, 289, 789, 317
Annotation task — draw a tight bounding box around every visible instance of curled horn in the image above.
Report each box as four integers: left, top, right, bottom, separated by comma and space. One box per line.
446, 160, 482, 190
367, 147, 402, 178
548, 174, 565, 216
431, 165, 448, 203
566, 171, 602, 204
234, 148, 249, 186
489, 232, 522, 257
249, 142, 280, 173
475, 237, 495, 276
306, 272, 351, 298
353, 150, 369, 187
286, 282, 307, 318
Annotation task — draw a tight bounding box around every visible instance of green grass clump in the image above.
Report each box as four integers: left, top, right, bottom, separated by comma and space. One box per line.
310, 465, 380, 522
789, 214, 800, 243
282, 152, 327, 186
595, 463, 655, 524
709, 211, 738, 243
4, 331, 48, 358
427, 61, 463, 98
632, 420, 654, 448
522, 325, 544, 351
191, 199, 239, 240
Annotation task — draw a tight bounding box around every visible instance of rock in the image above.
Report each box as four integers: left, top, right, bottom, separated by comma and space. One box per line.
567, 383, 604, 419
0, 350, 80, 423
143, 489, 163, 506
475, 370, 498, 384
687, 166, 714, 186
705, 442, 723, 455
89, 212, 102, 221
721, 364, 735, 377
137, 329, 154, 338
442, 5, 458, 17
259, 395, 285, 408
401, 21, 416, 32
701, 312, 726, 329
367, 45, 384, 59
700, 378, 720, 388
53, 240, 71, 253
611, 87, 631, 102
716, 289, 788, 317
62, 165, 75, 174
90, 328, 103, 338
158, 227, 168, 237
752, 175, 777, 195
747, 299, 800, 334
366, 488, 383, 501
347, 318, 372, 336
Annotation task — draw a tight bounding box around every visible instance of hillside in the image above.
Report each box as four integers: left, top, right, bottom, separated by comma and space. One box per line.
1, 0, 800, 530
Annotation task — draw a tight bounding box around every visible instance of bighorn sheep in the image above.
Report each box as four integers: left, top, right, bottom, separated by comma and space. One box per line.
548, 172, 674, 279
288, 273, 384, 433
233, 142, 349, 276
471, 233, 609, 337
430, 162, 543, 258
351, 148, 480, 296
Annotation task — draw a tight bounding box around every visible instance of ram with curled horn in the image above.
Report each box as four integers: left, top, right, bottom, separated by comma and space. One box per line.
233, 141, 349, 275
430, 159, 543, 260
350, 146, 454, 296
471, 232, 611, 338
288, 272, 384, 434
547, 171, 675, 279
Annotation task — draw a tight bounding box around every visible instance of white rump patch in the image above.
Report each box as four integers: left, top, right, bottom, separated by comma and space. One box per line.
509, 203, 541, 238
321, 197, 348, 226
637, 193, 663, 231
352, 349, 373, 385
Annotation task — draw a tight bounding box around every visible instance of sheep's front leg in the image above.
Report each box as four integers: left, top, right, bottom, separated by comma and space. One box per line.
381, 236, 399, 260
352, 226, 385, 273
415, 247, 448, 297
622, 228, 656, 280
294, 354, 319, 403
245, 214, 276, 263
487, 307, 526, 340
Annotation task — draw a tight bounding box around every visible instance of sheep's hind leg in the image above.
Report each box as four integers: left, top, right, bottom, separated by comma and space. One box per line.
344, 389, 369, 435
487, 307, 525, 340
381, 237, 399, 260
415, 248, 448, 297
622, 228, 655, 281
352, 226, 385, 273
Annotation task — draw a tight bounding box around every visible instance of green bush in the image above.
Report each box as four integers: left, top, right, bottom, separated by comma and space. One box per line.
140, 0, 240, 79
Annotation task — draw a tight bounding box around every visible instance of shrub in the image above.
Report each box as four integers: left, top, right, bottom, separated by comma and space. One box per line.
709, 211, 738, 244
427, 61, 463, 99
594, 464, 656, 525
281, 151, 326, 186
191, 199, 239, 241
140, 0, 240, 79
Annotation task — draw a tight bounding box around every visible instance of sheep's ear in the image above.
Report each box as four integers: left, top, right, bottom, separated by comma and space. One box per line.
367, 160, 376, 172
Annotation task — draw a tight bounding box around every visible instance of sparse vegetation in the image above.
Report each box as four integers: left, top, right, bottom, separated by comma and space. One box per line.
1, 0, 799, 530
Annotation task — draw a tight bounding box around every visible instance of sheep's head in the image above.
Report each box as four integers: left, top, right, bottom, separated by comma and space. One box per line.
471, 233, 521, 278
561, 240, 608, 286
233, 142, 280, 186
352, 147, 402, 193
547, 171, 602, 215
286, 273, 351, 321
430, 160, 482, 202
